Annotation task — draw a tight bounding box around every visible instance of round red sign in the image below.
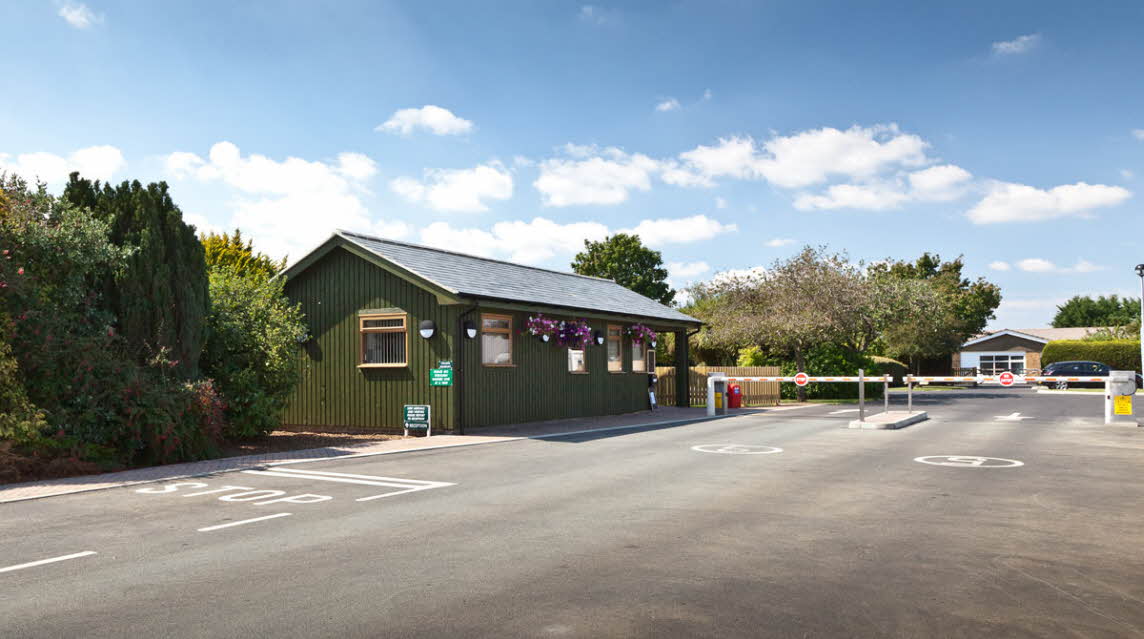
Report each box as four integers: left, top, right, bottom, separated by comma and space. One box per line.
998, 371, 1015, 387
794, 372, 810, 387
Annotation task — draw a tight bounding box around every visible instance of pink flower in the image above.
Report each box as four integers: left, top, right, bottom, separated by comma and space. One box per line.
16, 267, 23, 275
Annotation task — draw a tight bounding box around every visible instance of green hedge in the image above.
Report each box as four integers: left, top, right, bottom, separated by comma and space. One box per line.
1041, 339, 1141, 372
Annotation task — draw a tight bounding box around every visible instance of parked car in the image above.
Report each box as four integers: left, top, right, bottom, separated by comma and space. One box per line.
1040, 361, 1143, 390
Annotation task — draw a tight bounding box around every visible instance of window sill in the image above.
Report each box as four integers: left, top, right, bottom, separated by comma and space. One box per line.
569, 371, 590, 375
358, 363, 408, 369
482, 364, 516, 368
608, 370, 626, 374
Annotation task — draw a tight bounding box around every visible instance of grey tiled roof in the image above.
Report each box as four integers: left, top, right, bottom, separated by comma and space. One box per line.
338, 231, 700, 325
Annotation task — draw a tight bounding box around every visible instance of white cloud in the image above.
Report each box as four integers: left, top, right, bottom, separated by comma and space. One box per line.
419, 218, 609, 264
58, 2, 102, 29
390, 162, 512, 212
1133, 129, 1144, 141
619, 214, 737, 247
795, 163, 973, 211
0, 145, 125, 185
712, 266, 767, 285
655, 98, 681, 112
766, 238, 796, 248
579, 5, 617, 25
534, 145, 659, 206
162, 141, 401, 261
907, 164, 973, 201
988, 261, 1011, 271
794, 181, 911, 211
376, 105, 474, 136
667, 261, 710, 278
967, 180, 1131, 224
715, 196, 727, 209
1015, 258, 1104, 274
992, 33, 1041, 55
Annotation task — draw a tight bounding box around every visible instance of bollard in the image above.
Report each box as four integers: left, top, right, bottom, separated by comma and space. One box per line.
883, 377, 889, 414
858, 368, 865, 423
907, 378, 913, 414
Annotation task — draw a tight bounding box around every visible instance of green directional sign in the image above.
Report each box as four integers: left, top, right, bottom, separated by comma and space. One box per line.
403, 404, 430, 430
429, 367, 453, 386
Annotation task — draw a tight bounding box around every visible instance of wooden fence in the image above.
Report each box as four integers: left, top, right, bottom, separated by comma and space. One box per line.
656, 366, 782, 407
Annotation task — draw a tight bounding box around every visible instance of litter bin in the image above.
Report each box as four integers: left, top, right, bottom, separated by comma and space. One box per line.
728, 384, 742, 409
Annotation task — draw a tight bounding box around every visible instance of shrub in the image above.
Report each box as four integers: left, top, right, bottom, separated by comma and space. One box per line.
1042, 339, 1141, 372
201, 269, 305, 439
0, 316, 46, 443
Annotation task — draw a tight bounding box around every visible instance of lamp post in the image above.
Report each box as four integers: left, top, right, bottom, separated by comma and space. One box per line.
1136, 264, 1144, 376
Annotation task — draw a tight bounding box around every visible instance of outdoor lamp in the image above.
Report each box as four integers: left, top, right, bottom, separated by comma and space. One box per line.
463, 320, 477, 339
419, 320, 436, 339
594, 330, 605, 345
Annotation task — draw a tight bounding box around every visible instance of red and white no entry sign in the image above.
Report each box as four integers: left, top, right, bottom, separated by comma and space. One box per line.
998, 371, 1015, 387
794, 372, 810, 387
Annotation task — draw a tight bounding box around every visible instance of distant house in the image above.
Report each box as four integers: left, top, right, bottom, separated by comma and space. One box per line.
953, 327, 1100, 374
278, 231, 701, 433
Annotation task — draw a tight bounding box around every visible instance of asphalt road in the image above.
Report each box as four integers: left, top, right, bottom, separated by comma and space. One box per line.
2, 388, 1143, 638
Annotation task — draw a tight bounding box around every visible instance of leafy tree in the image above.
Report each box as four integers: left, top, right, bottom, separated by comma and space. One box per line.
62, 173, 210, 379
200, 268, 306, 438
571, 233, 674, 305
202, 229, 285, 281
1053, 295, 1141, 328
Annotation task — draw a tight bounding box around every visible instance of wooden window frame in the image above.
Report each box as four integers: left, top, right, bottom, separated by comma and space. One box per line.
606, 324, 624, 373
481, 313, 515, 367
631, 338, 648, 373
568, 347, 588, 374
358, 312, 408, 368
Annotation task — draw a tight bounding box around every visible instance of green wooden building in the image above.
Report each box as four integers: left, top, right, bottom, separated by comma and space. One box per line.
280, 231, 702, 433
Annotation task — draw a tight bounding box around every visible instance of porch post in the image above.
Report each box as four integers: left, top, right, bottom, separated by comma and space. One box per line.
675, 330, 690, 408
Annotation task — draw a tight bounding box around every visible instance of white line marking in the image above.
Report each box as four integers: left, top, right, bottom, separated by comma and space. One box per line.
829, 409, 861, 414
0, 551, 97, 574
197, 513, 293, 532
259, 468, 446, 485
243, 469, 451, 489
994, 412, 1033, 421
355, 487, 445, 502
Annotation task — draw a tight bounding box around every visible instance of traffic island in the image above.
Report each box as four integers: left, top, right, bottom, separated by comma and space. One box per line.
847, 411, 929, 430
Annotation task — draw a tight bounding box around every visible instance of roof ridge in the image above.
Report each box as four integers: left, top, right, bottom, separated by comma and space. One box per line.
337, 229, 616, 283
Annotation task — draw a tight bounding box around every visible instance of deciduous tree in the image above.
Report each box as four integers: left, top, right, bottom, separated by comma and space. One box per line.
571, 233, 674, 305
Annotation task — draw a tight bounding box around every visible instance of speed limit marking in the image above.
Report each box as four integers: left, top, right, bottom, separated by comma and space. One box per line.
692, 444, 783, 455
793, 372, 810, 387
914, 455, 1023, 468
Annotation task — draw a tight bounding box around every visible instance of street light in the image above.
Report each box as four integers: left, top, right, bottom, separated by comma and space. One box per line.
1136, 264, 1144, 376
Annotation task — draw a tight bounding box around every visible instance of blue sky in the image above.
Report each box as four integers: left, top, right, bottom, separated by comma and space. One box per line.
2, 1, 1141, 328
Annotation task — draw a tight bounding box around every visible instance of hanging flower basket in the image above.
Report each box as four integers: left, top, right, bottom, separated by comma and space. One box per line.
626, 323, 657, 345
557, 319, 593, 349
524, 313, 558, 342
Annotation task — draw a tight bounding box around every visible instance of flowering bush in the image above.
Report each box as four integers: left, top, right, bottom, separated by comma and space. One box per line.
557, 319, 593, 349
626, 323, 657, 345
524, 313, 558, 339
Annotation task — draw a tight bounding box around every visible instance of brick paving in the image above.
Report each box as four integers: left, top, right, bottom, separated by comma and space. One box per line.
0, 406, 763, 504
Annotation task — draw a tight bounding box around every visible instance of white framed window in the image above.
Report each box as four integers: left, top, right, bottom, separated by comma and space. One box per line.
568, 348, 587, 373
359, 313, 407, 367
607, 325, 623, 372
481, 314, 514, 366
631, 339, 647, 373
978, 353, 1026, 375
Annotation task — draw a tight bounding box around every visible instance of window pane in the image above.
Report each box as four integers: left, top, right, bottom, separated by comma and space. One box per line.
607, 326, 621, 337
363, 331, 405, 364
362, 317, 403, 329
482, 333, 512, 365
482, 317, 510, 331
607, 339, 622, 371
632, 342, 646, 372
568, 349, 586, 372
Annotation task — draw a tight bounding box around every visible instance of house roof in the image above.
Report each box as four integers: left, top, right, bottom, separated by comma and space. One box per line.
962, 327, 1101, 348
285, 231, 702, 327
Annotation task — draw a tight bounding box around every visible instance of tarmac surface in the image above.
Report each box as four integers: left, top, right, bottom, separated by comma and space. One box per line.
2, 388, 1142, 638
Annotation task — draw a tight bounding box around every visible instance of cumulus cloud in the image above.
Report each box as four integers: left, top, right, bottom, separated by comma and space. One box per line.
58, 2, 102, 28
390, 162, 512, 212
988, 261, 1011, 271
1015, 258, 1103, 273
766, 238, 796, 248
162, 141, 399, 260
655, 98, 681, 112
618, 214, 737, 247
0, 145, 125, 185
376, 105, 474, 136
419, 218, 609, 264
992, 33, 1041, 56
667, 261, 711, 279
793, 164, 972, 211
967, 181, 1131, 224
534, 145, 660, 206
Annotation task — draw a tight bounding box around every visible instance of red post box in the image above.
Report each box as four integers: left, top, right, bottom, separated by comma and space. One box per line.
728, 384, 742, 409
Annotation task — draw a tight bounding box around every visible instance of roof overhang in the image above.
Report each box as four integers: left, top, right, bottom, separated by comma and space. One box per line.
961, 329, 1049, 349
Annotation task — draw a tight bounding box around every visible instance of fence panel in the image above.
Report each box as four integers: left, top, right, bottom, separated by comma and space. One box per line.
656, 366, 782, 407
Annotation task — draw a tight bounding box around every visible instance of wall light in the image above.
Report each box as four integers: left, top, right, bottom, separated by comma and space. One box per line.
419, 319, 436, 339
594, 330, 605, 345
463, 320, 477, 339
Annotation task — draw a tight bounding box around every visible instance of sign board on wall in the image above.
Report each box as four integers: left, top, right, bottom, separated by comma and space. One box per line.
403, 404, 431, 436
429, 368, 453, 386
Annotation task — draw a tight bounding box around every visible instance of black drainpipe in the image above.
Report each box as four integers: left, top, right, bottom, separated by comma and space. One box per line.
456, 303, 479, 435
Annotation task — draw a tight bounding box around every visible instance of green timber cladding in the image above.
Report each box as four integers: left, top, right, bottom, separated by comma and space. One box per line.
281, 231, 702, 433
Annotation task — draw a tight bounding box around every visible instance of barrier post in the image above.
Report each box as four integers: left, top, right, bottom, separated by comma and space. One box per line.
858, 368, 865, 423
907, 377, 913, 414
883, 376, 889, 414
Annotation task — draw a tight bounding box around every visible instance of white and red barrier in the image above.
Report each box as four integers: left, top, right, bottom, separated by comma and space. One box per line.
906, 375, 1107, 385
706, 370, 891, 418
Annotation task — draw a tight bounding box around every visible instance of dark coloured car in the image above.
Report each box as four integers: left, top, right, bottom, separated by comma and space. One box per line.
1041, 361, 1143, 389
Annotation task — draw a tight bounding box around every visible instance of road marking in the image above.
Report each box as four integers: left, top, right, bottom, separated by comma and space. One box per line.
829, 409, 861, 415
995, 412, 1033, 421
914, 455, 1024, 468
691, 444, 783, 455
197, 513, 293, 532
0, 551, 97, 574
243, 468, 455, 502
